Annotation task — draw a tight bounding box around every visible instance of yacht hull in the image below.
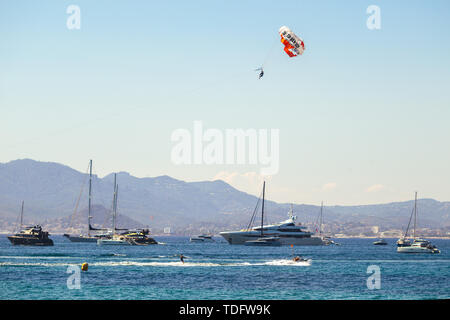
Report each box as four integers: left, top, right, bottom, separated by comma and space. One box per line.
8, 236, 53, 246
397, 246, 438, 253
220, 232, 324, 245
97, 239, 131, 245
63, 234, 98, 242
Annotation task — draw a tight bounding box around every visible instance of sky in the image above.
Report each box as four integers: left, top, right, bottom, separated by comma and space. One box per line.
1, 0, 450, 205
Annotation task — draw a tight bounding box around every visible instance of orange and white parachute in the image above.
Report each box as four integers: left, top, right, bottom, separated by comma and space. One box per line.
278, 26, 304, 57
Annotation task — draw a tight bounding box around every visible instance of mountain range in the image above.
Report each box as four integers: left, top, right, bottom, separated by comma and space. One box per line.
0, 159, 449, 235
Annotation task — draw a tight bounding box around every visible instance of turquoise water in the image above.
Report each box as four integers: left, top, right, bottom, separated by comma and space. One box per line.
0, 236, 449, 300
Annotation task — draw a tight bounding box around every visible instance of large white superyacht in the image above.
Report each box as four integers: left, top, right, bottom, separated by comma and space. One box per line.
219, 183, 324, 246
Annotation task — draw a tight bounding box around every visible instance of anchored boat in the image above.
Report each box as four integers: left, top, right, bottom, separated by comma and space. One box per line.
97, 174, 157, 246
8, 201, 53, 246
190, 234, 214, 242
64, 160, 108, 242
220, 182, 323, 246
397, 192, 440, 254
373, 238, 388, 245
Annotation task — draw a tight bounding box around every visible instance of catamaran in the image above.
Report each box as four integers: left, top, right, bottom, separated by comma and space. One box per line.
397, 192, 440, 254
220, 182, 323, 246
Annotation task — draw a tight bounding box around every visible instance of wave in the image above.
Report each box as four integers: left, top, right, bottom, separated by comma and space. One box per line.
98, 253, 127, 257
0, 262, 77, 267
0, 255, 73, 260
1, 259, 312, 268
263, 259, 312, 266
91, 259, 312, 267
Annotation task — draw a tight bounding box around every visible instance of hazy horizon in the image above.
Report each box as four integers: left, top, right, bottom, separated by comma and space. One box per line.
2, 158, 448, 207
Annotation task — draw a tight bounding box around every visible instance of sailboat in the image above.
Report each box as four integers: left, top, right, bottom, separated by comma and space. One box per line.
316, 202, 338, 246
97, 174, 130, 245
96, 174, 158, 245
8, 201, 54, 246
64, 160, 108, 242
244, 182, 282, 246
397, 192, 440, 253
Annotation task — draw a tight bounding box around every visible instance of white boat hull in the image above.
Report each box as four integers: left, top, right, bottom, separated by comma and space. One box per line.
397, 246, 436, 253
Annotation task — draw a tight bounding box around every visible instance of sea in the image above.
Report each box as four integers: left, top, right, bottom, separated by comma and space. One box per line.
0, 235, 449, 300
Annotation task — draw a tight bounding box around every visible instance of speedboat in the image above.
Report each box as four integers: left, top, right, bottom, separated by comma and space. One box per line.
292, 256, 310, 263
190, 234, 214, 242
373, 238, 388, 245
244, 236, 282, 246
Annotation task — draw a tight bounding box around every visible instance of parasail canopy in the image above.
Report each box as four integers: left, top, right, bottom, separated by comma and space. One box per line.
278, 26, 305, 57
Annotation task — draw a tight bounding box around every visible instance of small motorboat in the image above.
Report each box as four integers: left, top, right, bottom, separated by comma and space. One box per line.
190, 234, 214, 242
373, 238, 388, 245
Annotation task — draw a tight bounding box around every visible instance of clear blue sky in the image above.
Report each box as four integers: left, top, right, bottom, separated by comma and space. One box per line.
1, 0, 449, 205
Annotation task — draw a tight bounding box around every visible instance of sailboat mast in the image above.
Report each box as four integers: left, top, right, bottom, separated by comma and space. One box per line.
413, 191, 417, 239
112, 173, 117, 234
320, 201, 323, 236
261, 181, 265, 237
20, 200, 24, 231
88, 160, 92, 237
114, 185, 119, 232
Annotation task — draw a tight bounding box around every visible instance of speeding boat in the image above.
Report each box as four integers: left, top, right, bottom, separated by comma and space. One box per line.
292, 256, 310, 263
